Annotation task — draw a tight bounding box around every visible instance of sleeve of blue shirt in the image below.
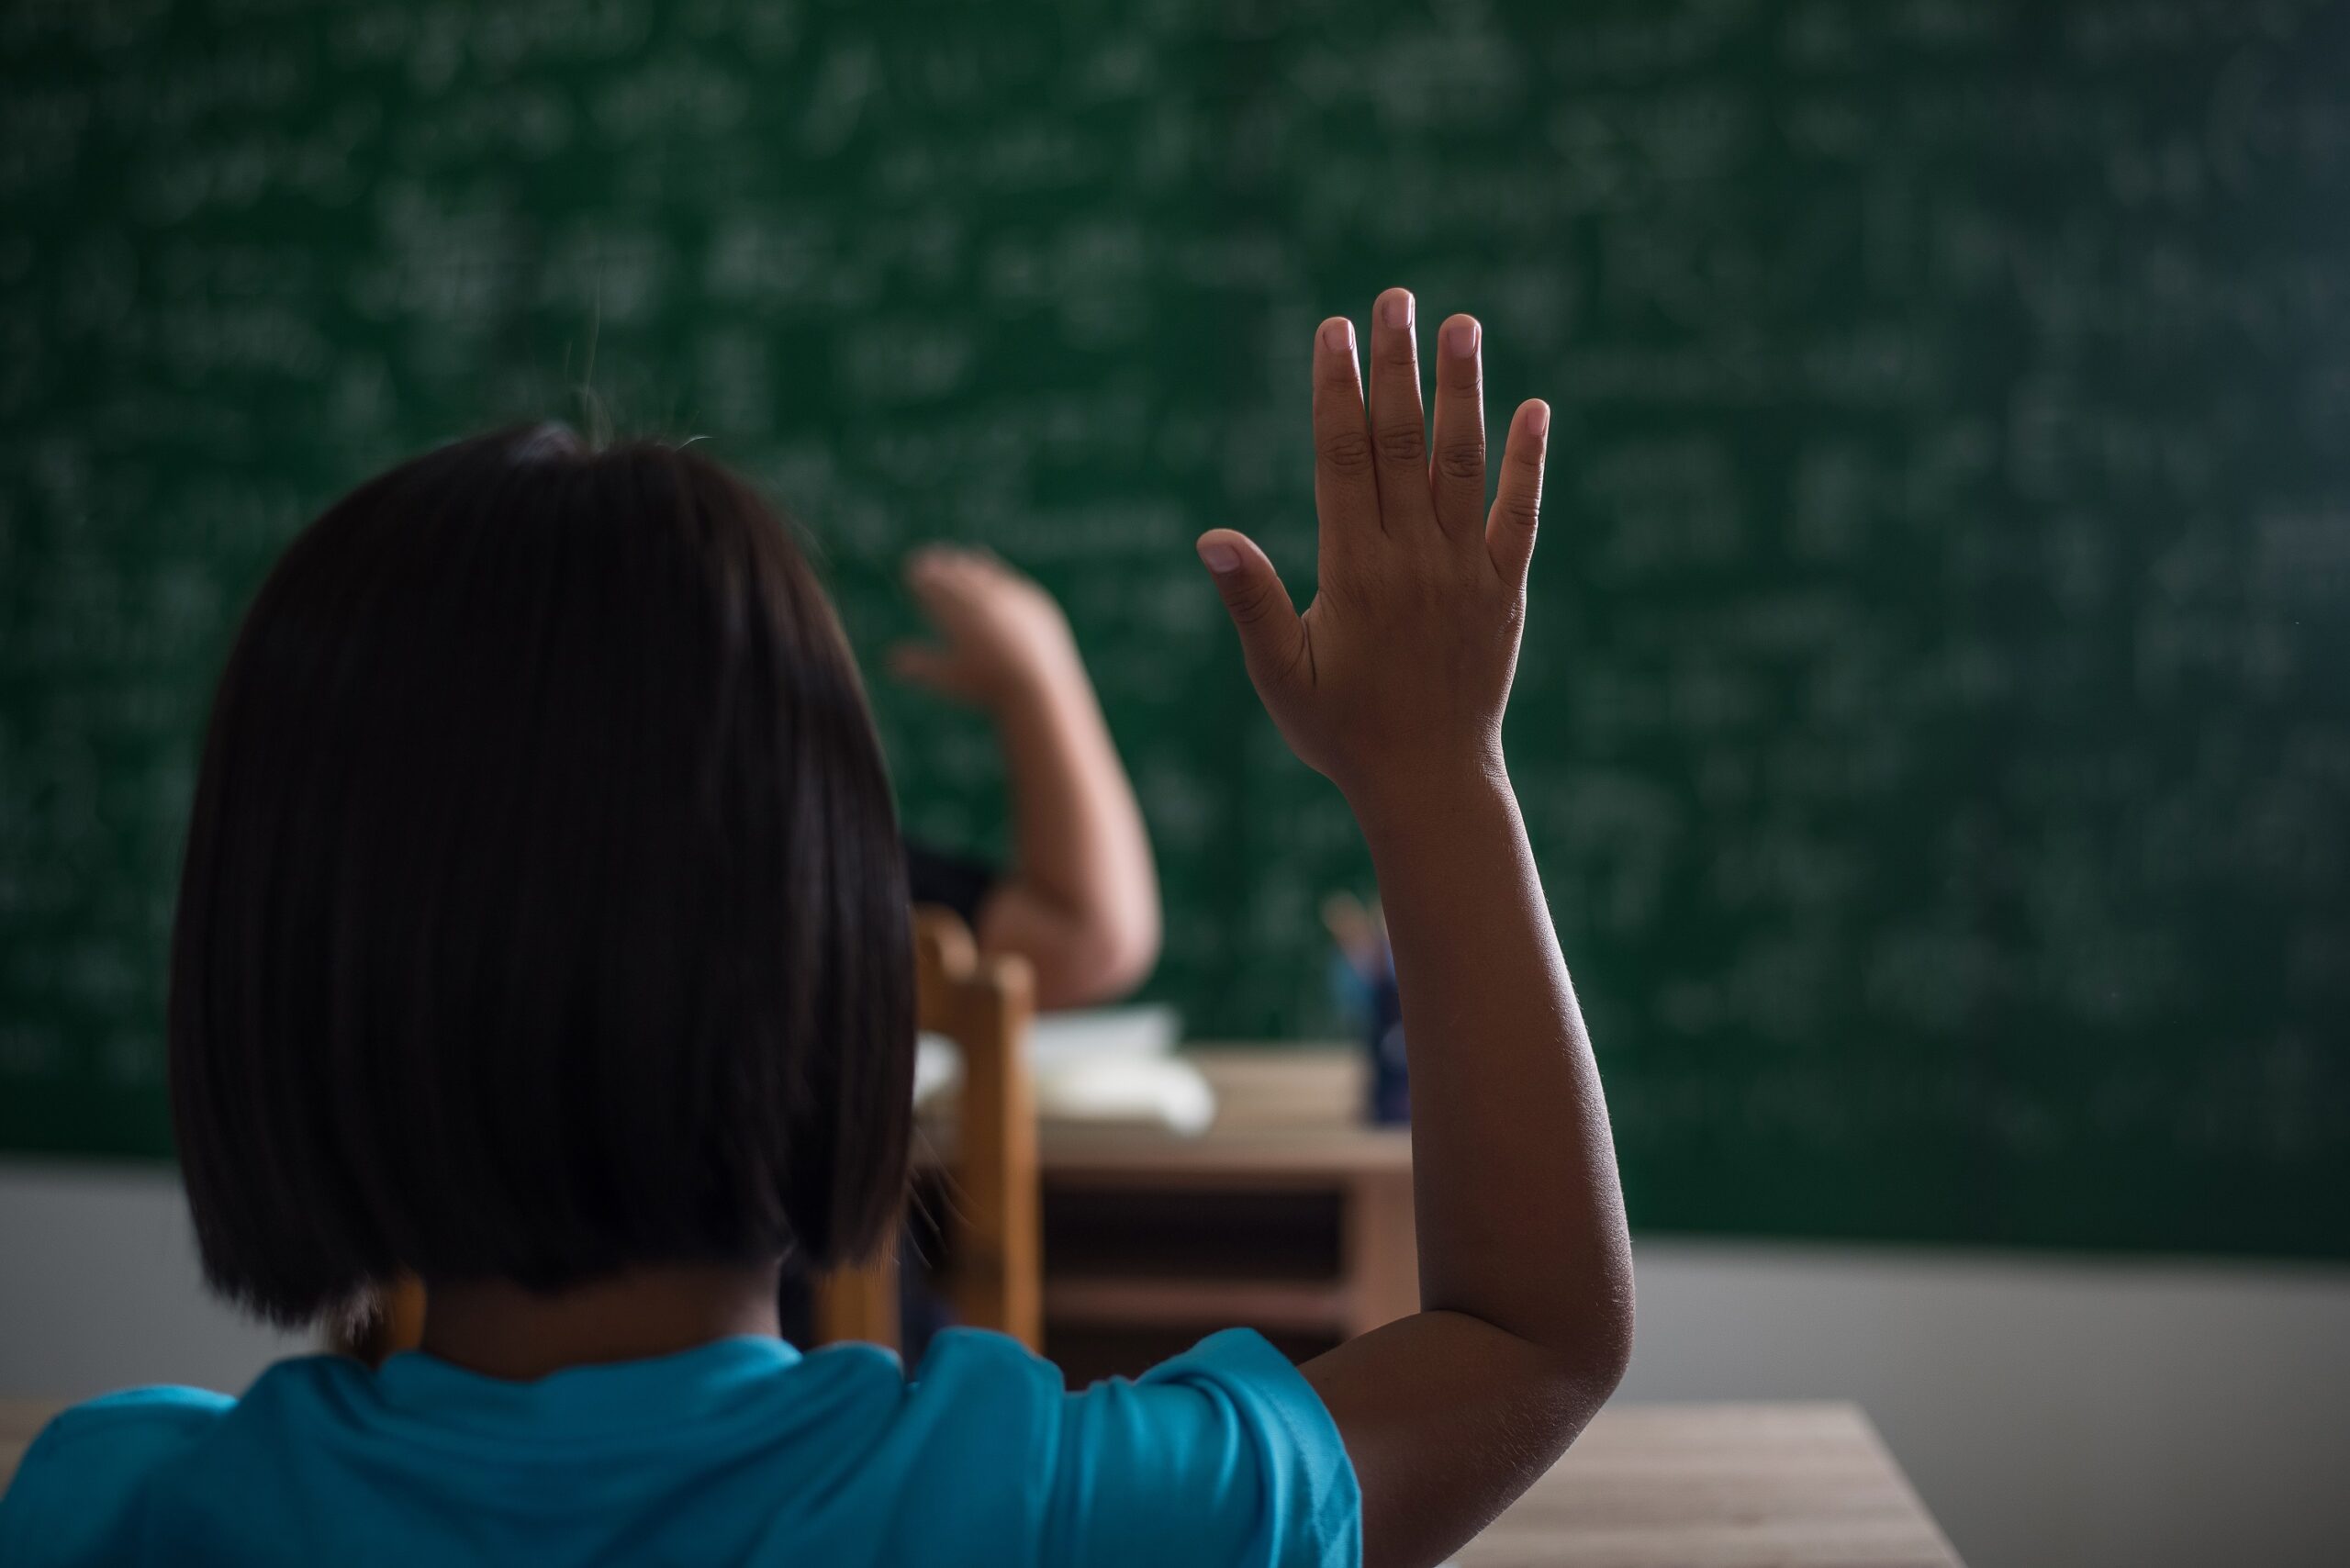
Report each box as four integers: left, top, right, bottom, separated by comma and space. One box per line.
0, 1387, 231, 1567
1046, 1327, 1360, 1568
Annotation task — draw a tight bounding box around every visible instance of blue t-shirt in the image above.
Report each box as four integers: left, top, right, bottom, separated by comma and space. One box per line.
0, 1327, 1359, 1566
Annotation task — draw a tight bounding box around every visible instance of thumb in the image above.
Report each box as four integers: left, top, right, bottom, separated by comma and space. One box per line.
890, 642, 960, 693
1195, 529, 1305, 690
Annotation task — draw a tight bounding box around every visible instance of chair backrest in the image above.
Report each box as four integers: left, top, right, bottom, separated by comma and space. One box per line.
816, 906, 1042, 1352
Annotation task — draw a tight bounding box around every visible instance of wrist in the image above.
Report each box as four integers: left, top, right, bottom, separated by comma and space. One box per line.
985, 644, 1091, 721
1341, 749, 1516, 844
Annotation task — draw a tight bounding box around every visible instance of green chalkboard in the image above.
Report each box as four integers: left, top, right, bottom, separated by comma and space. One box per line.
4, 0, 2347, 1258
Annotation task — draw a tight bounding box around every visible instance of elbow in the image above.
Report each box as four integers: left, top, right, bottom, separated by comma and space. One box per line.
1071, 841, 1161, 1004
1532, 1258, 1637, 1415
1521, 1312, 1633, 1454
1588, 1285, 1636, 1399
1060, 911, 1162, 1008
1023, 902, 1161, 1010
1581, 1240, 1637, 1396
1088, 851, 1164, 1002
1568, 1204, 1638, 1400
1093, 902, 1161, 1000
1580, 1262, 1638, 1405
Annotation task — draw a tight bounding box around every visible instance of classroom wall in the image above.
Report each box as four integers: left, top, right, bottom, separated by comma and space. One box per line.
1617, 1240, 2350, 1568
0, 1163, 307, 1399
3, 1160, 2345, 1568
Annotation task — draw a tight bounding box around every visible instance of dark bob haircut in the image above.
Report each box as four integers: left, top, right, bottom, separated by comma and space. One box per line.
170, 424, 913, 1326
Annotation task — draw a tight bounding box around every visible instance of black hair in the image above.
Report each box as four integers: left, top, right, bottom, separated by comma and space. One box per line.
168, 424, 913, 1326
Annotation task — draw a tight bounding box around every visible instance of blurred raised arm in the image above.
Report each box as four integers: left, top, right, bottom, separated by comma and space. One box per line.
893, 548, 1160, 1009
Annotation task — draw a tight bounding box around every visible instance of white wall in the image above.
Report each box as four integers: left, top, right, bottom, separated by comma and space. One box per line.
4, 1160, 2346, 1568
0, 1162, 303, 1400
1619, 1240, 2350, 1568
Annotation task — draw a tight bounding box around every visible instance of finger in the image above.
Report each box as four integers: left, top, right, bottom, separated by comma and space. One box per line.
1195, 528, 1310, 695
889, 642, 958, 690
903, 549, 970, 622
1312, 316, 1380, 559
1365, 287, 1435, 532
904, 543, 957, 579
1428, 314, 1485, 543
965, 543, 1024, 583
903, 545, 949, 593
1485, 400, 1550, 586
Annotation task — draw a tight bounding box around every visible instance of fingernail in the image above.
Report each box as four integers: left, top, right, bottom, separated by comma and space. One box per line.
1382, 291, 1413, 329
1528, 402, 1550, 437
1199, 540, 1241, 574
1444, 318, 1479, 357
1321, 319, 1353, 355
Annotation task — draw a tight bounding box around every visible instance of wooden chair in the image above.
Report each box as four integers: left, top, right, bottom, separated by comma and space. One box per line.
815, 906, 1041, 1353
330, 1275, 426, 1366
332, 906, 1040, 1364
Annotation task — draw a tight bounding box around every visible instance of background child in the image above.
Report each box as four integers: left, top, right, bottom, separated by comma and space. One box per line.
0, 291, 1632, 1568
891, 544, 1161, 1012
787, 543, 1162, 1356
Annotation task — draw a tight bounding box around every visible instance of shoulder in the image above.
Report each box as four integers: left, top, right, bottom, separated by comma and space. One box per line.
908, 1326, 1063, 1399
890, 1327, 1066, 1456
1, 1387, 233, 1566
1052, 1329, 1360, 1568
8, 1385, 231, 1472
850, 1327, 1356, 1565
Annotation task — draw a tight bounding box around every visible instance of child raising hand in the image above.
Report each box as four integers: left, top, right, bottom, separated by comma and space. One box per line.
890, 545, 1160, 1012
0, 293, 1631, 1568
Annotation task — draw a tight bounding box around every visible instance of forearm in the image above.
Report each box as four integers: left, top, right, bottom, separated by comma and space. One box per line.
1303, 762, 1633, 1566
979, 657, 1160, 1008
1351, 763, 1632, 1364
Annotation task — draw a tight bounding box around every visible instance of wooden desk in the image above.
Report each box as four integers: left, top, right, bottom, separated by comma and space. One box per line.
1014, 1046, 1417, 1377
1466, 1403, 1963, 1567
1025, 1056, 1964, 1563
0, 1396, 1959, 1564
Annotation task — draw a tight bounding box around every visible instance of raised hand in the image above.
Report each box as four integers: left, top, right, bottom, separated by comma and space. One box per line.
891, 545, 1083, 711
891, 542, 1161, 1009
1195, 293, 1626, 1568
1194, 288, 1549, 805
